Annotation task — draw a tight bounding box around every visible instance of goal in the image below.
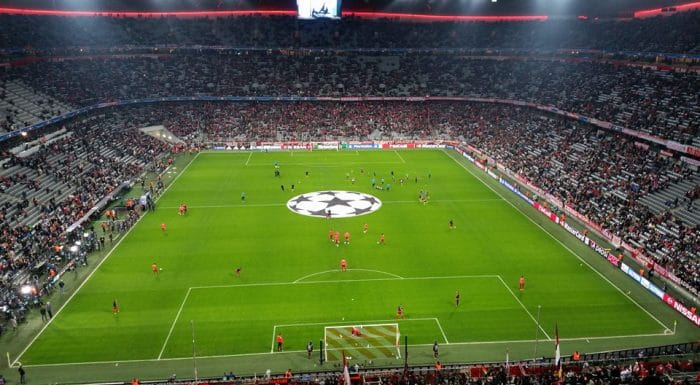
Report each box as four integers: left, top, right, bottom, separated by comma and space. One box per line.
323, 323, 401, 362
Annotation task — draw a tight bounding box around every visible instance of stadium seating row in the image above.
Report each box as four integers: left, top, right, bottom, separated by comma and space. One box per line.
0, 12, 698, 53
2, 54, 698, 149
0, 112, 174, 328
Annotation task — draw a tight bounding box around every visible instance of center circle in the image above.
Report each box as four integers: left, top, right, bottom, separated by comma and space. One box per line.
286, 191, 382, 218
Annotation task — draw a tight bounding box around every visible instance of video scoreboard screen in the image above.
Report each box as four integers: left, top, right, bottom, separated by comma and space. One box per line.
297, 0, 342, 19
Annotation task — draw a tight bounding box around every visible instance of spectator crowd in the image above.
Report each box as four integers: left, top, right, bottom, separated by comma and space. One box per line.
0, 112, 174, 333
20, 101, 696, 293
0, 11, 697, 338
0, 12, 698, 53
2, 53, 698, 147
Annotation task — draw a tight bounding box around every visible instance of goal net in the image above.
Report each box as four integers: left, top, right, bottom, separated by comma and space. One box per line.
323, 323, 401, 362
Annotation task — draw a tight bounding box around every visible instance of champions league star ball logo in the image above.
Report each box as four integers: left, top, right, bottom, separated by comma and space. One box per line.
287, 191, 382, 218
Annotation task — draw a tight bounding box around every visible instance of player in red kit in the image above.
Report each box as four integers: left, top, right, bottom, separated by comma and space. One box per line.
377, 233, 385, 245
519, 275, 525, 292
363, 223, 368, 234
276, 334, 284, 351
329, 228, 334, 242
344, 231, 350, 245
341, 259, 347, 272
161, 223, 166, 233
334, 231, 340, 247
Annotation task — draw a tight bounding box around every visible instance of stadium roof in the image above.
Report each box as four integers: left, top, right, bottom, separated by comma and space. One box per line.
0, 0, 698, 18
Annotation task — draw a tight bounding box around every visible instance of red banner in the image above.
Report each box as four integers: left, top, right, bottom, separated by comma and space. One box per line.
663, 294, 700, 326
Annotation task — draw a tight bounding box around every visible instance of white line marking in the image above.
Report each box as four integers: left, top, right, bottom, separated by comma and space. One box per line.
270, 325, 277, 353
161, 203, 285, 209
496, 276, 551, 340
11, 153, 201, 367
246, 161, 403, 167
159, 199, 504, 210
394, 150, 406, 164
293, 269, 404, 283
444, 150, 672, 333
158, 287, 191, 360
245, 152, 253, 166
276, 318, 437, 329
21, 331, 672, 368
189, 274, 497, 290
433, 318, 449, 344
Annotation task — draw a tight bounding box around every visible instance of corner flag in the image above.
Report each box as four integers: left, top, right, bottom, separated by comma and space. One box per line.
554, 324, 562, 380
342, 351, 351, 385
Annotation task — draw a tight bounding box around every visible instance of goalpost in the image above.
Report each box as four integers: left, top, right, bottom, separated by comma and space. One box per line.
323, 323, 401, 362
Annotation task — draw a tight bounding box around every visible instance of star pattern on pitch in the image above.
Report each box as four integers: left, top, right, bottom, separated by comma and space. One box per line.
287, 191, 382, 218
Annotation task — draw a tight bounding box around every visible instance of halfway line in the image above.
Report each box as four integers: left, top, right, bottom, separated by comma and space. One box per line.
159, 198, 503, 210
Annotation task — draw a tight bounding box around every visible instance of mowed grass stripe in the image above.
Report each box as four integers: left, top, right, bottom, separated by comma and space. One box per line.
325, 329, 377, 360
331, 325, 396, 358
19, 150, 663, 365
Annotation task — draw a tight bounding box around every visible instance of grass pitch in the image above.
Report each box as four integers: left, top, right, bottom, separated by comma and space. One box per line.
16, 150, 670, 367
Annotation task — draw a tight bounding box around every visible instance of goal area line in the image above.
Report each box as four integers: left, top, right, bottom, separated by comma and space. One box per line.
323, 322, 401, 361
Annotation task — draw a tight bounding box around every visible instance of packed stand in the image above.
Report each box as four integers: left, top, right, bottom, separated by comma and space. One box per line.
3, 53, 698, 146
0, 12, 698, 53
99, 101, 469, 142
138, 353, 700, 385
0, 79, 74, 133
0, 112, 173, 332
96, 101, 700, 292
457, 106, 700, 292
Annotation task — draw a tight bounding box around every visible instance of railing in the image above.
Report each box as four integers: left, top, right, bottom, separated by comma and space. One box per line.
65, 342, 698, 385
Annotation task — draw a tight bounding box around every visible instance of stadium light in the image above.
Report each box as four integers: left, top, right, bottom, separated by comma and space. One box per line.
20, 285, 33, 295
0, 7, 548, 22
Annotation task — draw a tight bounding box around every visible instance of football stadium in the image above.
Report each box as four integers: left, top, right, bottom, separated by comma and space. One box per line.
0, 1, 699, 384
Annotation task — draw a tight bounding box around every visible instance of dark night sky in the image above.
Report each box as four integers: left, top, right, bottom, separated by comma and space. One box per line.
0, 0, 696, 17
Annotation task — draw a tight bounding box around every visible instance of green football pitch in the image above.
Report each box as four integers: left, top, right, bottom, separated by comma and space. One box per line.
7, 149, 688, 378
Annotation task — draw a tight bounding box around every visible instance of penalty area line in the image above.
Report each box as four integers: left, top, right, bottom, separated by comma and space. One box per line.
10, 153, 201, 368
270, 325, 277, 353
444, 150, 672, 334
190, 274, 498, 290
496, 275, 551, 341
158, 288, 192, 360
433, 318, 450, 344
